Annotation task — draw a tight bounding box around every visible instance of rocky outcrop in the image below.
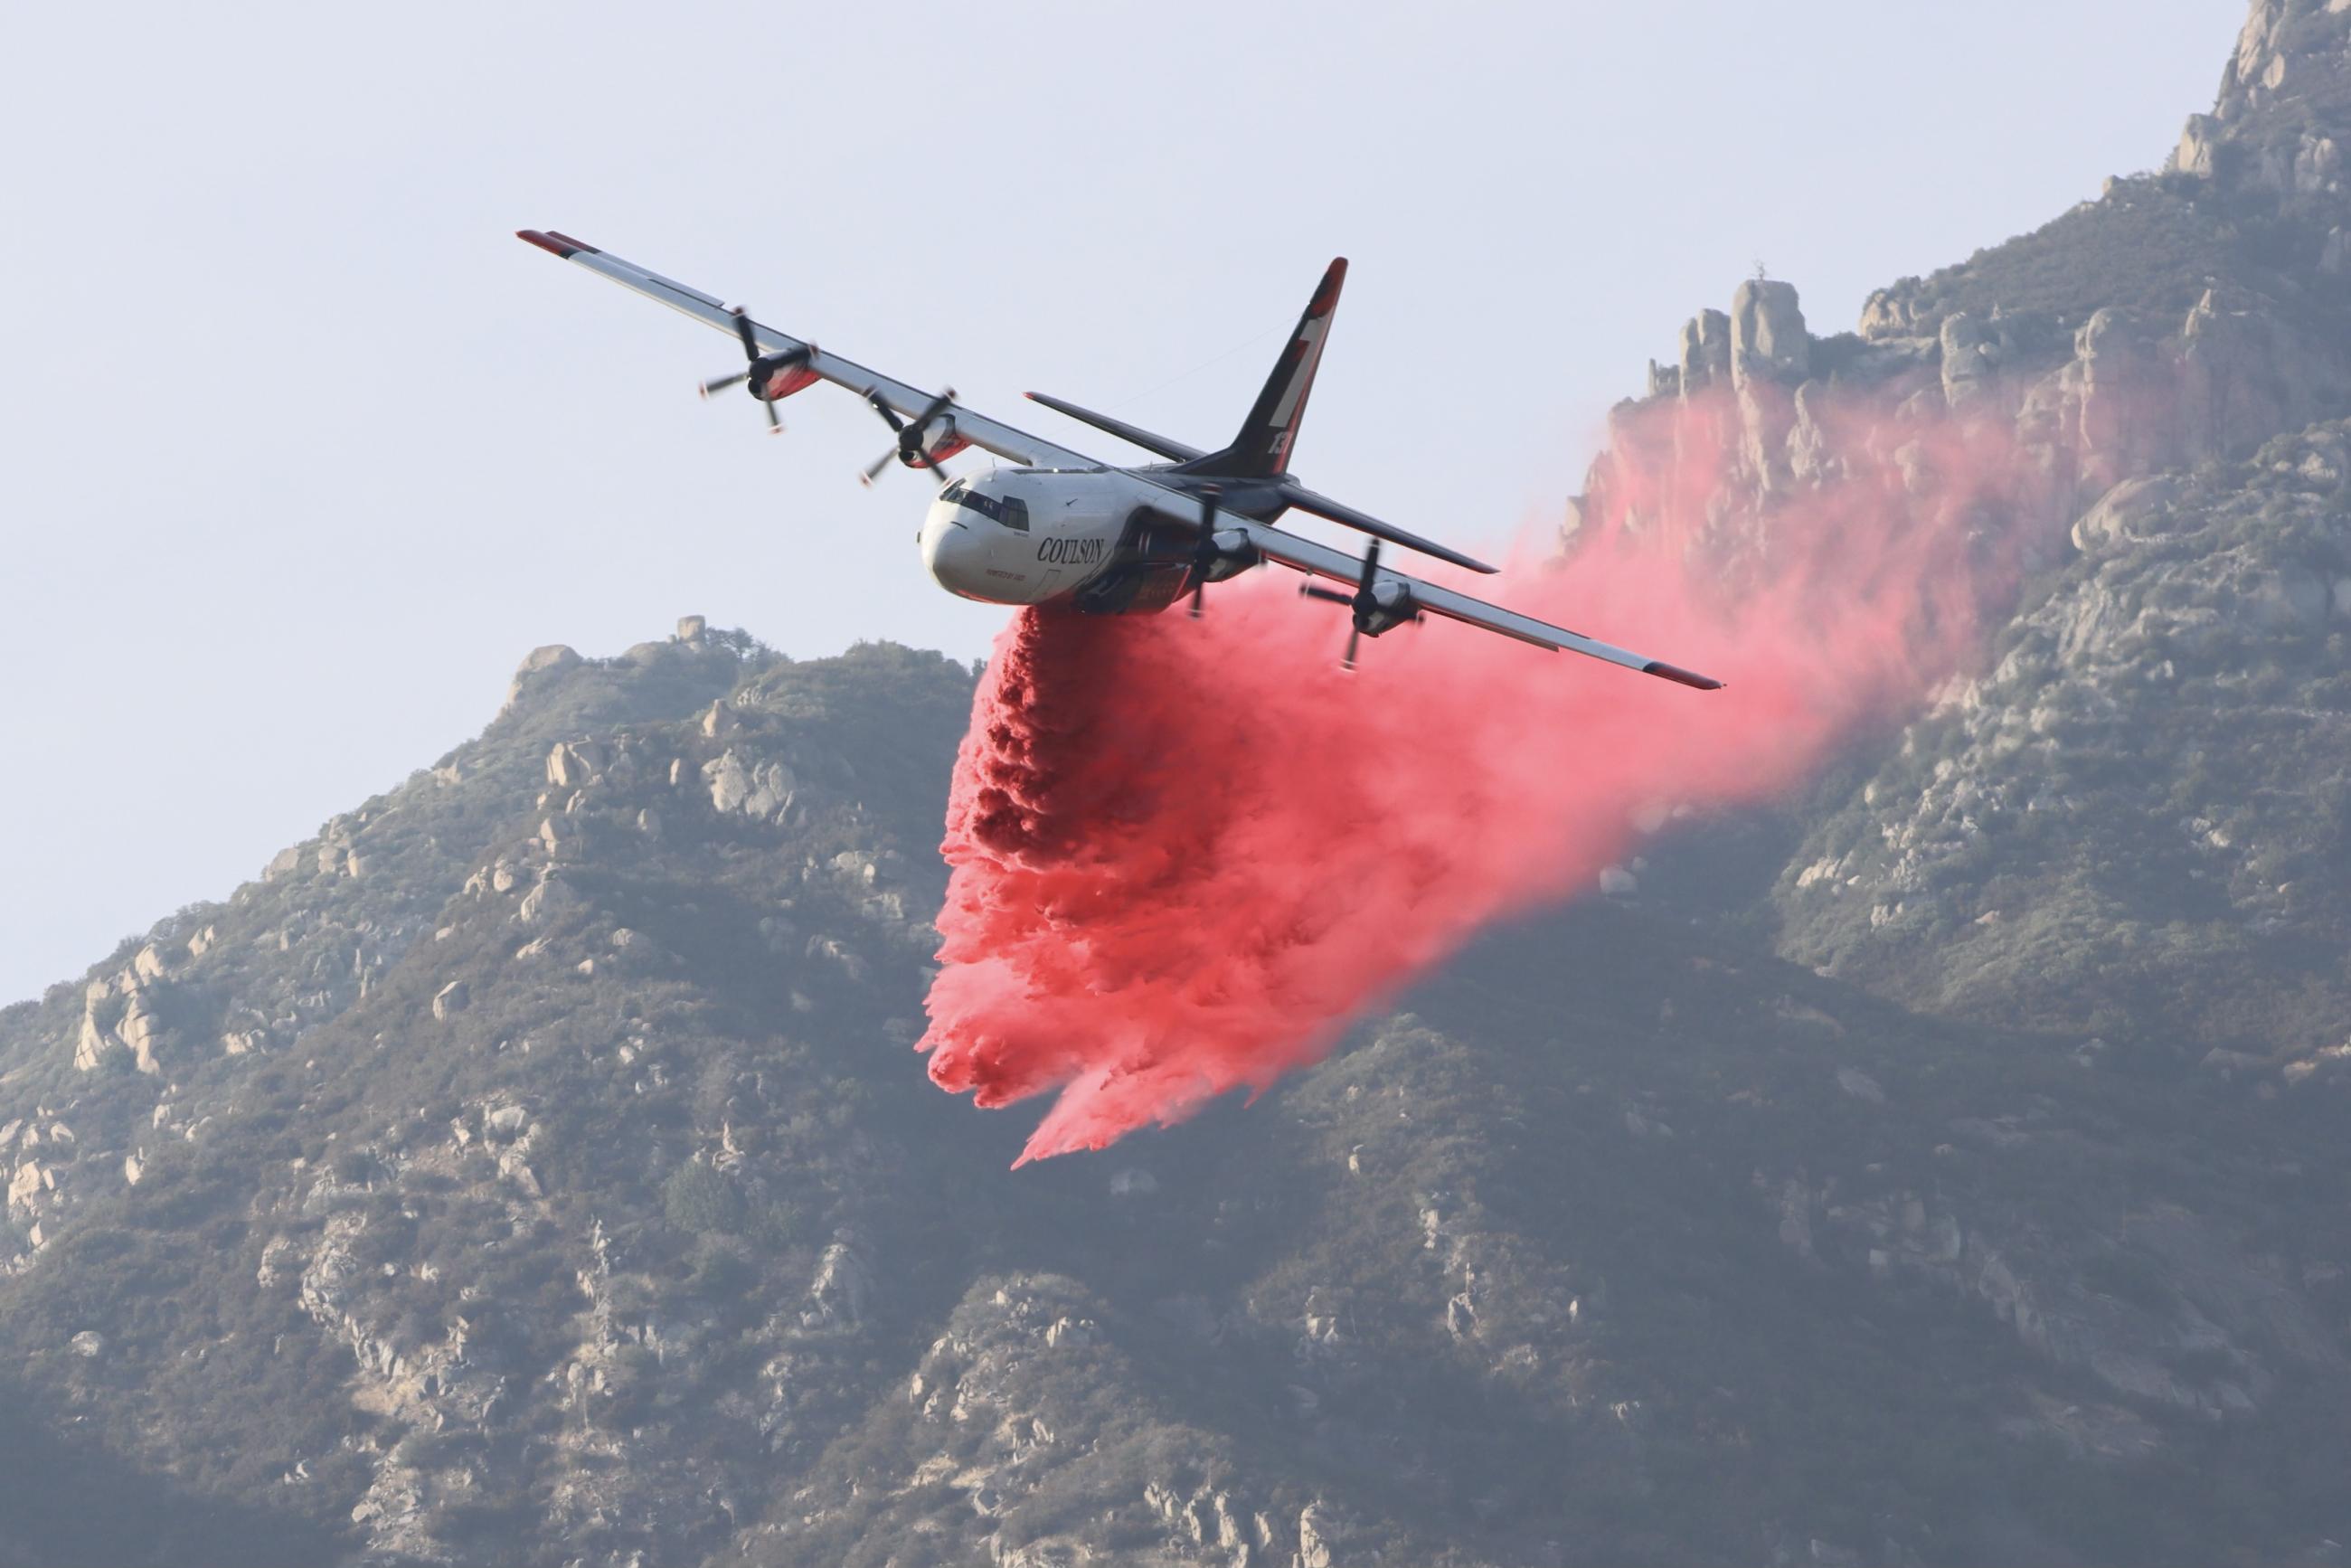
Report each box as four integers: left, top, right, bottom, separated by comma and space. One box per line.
1675, 307, 1732, 396
1777, 1174, 2339, 1419
703, 748, 797, 820
15, 9, 2351, 1559
1730, 279, 1809, 389
1777, 418, 2351, 1029
502, 643, 581, 713
72, 960, 176, 1075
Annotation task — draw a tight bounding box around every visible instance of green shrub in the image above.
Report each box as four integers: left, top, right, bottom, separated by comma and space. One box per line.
662, 1160, 744, 1235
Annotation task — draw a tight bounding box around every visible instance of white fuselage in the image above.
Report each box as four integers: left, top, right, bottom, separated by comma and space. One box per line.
920, 467, 1165, 606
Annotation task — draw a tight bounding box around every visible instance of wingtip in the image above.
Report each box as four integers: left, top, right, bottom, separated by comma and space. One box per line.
1641, 660, 1725, 691
516, 229, 597, 258
1303, 257, 1348, 314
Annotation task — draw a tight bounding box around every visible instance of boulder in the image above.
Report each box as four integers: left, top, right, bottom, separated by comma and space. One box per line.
2175, 113, 2222, 177
1677, 308, 1732, 392
431, 980, 470, 1021
2071, 476, 2180, 553
703, 750, 796, 819
545, 739, 608, 788
72, 1008, 113, 1072
518, 870, 581, 924
498, 1148, 543, 1197
504, 644, 581, 712
1940, 312, 2008, 411
8, 1162, 44, 1214
1299, 1503, 1337, 1568
801, 1233, 874, 1332
1857, 284, 1922, 341
1731, 279, 1810, 389
2072, 308, 2171, 489
122, 995, 170, 1075
1836, 1066, 1887, 1104
704, 751, 751, 814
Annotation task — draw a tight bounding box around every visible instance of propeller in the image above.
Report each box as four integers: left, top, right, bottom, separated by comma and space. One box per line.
1298, 539, 1392, 670
1188, 486, 1221, 619
860, 387, 960, 487
698, 307, 813, 434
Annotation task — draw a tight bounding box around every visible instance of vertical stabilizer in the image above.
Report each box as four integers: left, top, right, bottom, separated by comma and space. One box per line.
1196, 258, 1346, 478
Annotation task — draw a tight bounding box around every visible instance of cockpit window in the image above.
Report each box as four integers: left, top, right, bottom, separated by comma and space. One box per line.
947, 483, 1026, 530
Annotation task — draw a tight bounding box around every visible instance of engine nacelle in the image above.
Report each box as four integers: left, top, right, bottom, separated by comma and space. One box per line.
1359, 579, 1419, 637
756, 358, 821, 402
898, 414, 974, 468
1202, 527, 1260, 583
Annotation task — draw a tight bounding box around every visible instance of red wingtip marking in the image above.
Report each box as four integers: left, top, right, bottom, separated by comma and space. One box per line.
1641, 660, 1725, 690
544, 230, 598, 254
1310, 257, 1348, 312
516, 229, 574, 258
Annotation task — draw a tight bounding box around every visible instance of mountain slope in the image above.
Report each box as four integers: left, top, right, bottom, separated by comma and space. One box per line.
5, 617, 2348, 1567
14, 5, 2351, 1563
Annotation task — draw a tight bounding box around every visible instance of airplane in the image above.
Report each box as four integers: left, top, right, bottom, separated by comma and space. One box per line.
515, 230, 1723, 688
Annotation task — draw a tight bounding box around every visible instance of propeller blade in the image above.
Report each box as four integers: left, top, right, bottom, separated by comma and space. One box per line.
730, 307, 760, 363
1299, 584, 1353, 605
762, 396, 781, 433
1344, 540, 1382, 669
866, 391, 906, 433
700, 369, 751, 399
1190, 486, 1219, 619
859, 448, 898, 486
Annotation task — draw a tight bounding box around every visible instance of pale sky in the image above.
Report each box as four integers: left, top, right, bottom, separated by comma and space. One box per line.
0, 0, 2238, 1006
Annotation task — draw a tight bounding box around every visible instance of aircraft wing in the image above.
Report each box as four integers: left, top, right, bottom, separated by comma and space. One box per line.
517, 230, 1100, 469
1232, 516, 1725, 689
520, 229, 1721, 690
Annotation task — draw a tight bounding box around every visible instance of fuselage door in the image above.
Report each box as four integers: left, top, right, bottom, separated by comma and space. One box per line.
985, 492, 1036, 585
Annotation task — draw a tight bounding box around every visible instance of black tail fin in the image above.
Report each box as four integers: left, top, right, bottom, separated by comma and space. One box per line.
1194, 258, 1345, 479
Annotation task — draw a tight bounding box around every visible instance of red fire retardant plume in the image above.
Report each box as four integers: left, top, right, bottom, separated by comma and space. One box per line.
921, 390, 2022, 1163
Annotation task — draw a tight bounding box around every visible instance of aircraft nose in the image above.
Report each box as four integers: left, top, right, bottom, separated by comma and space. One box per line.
921, 517, 987, 594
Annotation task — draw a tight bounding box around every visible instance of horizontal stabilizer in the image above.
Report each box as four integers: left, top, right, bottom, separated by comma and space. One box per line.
1279, 484, 1497, 575
1024, 392, 1203, 463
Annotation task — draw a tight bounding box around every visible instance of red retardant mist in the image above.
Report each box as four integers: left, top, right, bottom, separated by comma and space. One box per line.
921, 388, 2026, 1164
